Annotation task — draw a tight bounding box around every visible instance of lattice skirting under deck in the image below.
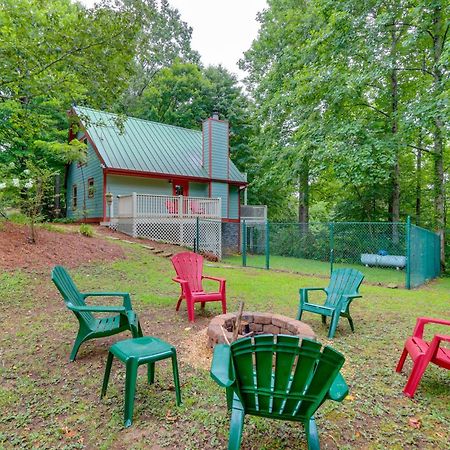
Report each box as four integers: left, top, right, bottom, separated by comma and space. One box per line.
116, 217, 222, 258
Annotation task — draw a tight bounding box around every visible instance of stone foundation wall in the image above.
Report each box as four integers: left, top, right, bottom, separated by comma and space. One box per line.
221, 222, 240, 255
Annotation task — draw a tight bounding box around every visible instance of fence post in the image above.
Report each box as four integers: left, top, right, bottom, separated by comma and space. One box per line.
195, 217, 200, 253
265, 221, 270, 270
329, 222, 334, 275
242, 220, 247, 267
406, 216, 411, 289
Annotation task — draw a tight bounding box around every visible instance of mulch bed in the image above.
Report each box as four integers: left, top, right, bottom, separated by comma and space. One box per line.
0, 221, 125, 272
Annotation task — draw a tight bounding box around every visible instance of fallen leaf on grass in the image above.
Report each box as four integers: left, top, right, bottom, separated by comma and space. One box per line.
345, 394, 355, 401
184, 327, 191, 331
408, 418, 421, 429
166, 410, 177, 422
63, 426, 77, 438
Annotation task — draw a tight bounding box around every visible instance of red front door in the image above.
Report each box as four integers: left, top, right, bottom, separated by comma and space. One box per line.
172, 181, 189, 196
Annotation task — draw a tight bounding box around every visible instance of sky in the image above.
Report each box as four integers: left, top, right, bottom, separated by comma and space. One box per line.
78, 0, 267, 79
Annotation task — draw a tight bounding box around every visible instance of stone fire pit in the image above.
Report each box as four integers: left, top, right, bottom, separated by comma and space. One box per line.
207, 312, 315, 347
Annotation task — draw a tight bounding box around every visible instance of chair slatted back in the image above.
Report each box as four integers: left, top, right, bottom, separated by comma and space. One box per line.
231, 335, 345, 421
171, 252, 204, 292
51, 266, 94, 326
326, 268, 364, 308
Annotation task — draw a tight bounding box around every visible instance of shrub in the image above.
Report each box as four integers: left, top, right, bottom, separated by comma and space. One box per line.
79, 223, 94, 237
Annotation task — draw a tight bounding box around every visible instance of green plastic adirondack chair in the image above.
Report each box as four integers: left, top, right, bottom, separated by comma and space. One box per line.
297, 268, 364, 339
51, 265, 143, 361
211, 335, 348, 450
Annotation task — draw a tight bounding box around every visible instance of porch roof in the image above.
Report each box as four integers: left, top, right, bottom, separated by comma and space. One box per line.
73, 106, 246, 184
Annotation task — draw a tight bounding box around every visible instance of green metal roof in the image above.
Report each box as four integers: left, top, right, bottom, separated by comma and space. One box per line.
74, 106, 246, 183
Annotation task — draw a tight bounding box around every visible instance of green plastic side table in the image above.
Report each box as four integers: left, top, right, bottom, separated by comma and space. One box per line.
101, 336, 182, 427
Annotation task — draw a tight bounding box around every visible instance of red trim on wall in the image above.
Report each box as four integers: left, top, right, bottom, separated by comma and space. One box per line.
222, 218, 240, 223
104, 168, 247, 186
68, 107, 107, 167
77, 217, 103, 224
202, 121, 205, 167
102, 170, 107, 221
208, 119, 212, 178
227, 123, 230, 180
209, 118, 229, 124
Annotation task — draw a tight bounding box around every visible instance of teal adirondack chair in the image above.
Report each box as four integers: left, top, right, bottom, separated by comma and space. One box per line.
297, 268, 364, 339
52, 265, 143, 361
211, 335, 348, 450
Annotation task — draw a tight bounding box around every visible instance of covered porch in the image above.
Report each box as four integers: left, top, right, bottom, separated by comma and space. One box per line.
115, 193, 221, 220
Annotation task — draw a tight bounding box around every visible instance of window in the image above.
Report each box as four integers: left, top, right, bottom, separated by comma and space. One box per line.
87, 178, 95, 199
72, 184, 78, 209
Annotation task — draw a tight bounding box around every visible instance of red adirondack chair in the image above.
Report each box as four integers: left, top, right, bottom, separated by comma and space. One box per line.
396, 317, 450, 398
171, 252, 226, 322
166, 198, 178, 215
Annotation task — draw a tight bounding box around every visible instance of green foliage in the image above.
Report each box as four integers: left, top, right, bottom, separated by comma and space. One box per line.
241, 0, 449, 239
0, 161, 56, 242
79, 223, 94, 237
125, 61, 253, 172
0, 0, 203, 221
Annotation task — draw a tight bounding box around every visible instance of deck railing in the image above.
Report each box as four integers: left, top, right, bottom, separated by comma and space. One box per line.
117, 193, 221, 219
240, 205, 267, 222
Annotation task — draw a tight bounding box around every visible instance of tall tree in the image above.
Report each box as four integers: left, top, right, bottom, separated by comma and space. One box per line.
0, 0, 138, 212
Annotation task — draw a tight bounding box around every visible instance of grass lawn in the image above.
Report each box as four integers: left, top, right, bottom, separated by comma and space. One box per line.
1, 241, 449, 449
224, 254, 407, 286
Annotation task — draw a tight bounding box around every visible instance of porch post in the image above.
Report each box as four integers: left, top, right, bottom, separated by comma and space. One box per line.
132, 192, 137, 237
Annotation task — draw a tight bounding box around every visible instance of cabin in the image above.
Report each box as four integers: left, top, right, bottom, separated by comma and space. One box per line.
66, 106, 248, 256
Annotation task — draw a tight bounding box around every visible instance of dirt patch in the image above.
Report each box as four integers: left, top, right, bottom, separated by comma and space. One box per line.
95, 226, 187, 256
178, 327, 213, 370
0, 221, 124, 272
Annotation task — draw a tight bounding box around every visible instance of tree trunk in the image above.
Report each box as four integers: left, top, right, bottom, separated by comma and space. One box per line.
54, 173, 61, 218
390, 28, 400, 225
415, 143, 422, 226
298, 157, 309, 225
390, 27, 400, 245
431, 5, 446, 267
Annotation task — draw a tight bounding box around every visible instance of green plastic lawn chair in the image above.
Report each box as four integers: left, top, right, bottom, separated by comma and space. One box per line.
297, 268, 364, 339
51, 265, 143, 361
211, 335, 348, 450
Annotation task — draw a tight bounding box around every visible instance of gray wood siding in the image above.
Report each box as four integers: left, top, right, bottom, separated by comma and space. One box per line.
210, 120, 229, 179
202, 120, 210, 172
189, 182, 208, 197
229, 185, 240, 220
211, 182, 229, 218
106, 175, 172, 217
66, 141, 104, 219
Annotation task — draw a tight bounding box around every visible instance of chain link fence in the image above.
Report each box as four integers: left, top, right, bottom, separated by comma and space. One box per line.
240, 219, 440, 288
408, 224, 441, 288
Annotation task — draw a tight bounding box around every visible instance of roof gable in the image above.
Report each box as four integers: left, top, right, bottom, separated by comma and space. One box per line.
74, 106, 246, 183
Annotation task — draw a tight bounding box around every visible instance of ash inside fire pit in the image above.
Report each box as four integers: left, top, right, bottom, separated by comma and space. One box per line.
207, 312, 315, 348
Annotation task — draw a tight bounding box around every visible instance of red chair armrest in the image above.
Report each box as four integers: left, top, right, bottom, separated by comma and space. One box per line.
433, 334, 450, 344
413, 317, 450, 339
202, 275, 226, 283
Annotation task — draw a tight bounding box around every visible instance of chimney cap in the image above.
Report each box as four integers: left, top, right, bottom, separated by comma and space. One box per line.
212, 111, 219, 120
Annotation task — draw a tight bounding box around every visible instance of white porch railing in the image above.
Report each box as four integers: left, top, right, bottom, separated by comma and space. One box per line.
117, 193, 221, 219
240, 205, 267, 222
115, 193, 222, 258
